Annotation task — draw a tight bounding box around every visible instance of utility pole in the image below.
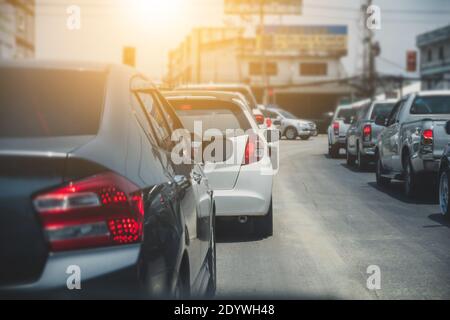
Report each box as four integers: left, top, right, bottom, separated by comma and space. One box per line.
361, 0, 377, 98
259, 0, 270, 104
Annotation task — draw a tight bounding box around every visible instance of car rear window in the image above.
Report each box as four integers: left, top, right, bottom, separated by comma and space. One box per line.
337, 108, 358, 124
0, 67, 107, 138
169, 99, 251, 135
410, 96, 450, 114
370, 103, 396, 120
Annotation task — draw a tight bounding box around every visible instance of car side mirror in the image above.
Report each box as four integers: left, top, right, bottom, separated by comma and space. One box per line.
375, 115, 386, 127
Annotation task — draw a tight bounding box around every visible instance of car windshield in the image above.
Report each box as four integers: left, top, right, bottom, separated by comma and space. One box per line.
0, 67, 106, 138
169, 99, 251, 135
279, 110, 298, 120
370, 103, 396, 120
410, 96, 450, 114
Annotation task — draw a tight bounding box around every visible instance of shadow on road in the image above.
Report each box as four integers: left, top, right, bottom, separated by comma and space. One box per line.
216, 219, 266, 243
427, 214, 450, 228
340, 163, 375, 173
367, 181, 438, 205
323, 153, 346, 160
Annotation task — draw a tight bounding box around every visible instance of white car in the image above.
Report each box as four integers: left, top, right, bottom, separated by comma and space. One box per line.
327, 105, 359, 158
164, 91, 274, 238
264, 108, 316, 140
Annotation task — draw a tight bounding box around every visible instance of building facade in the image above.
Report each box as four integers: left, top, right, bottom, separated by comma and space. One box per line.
417, 24, 450, 90
166, 25, 355, 125
0, 0, 35, 59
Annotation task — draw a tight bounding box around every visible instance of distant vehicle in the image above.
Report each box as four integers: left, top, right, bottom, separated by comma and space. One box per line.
0, 61, 216, 299
164, 91, 274, 238
263, 108, 316, 140
376, 91, 450, 197
174, 83, 258, 110
346, 100, 397, 169
253, 108, 267, 129
328, 105, 360, 158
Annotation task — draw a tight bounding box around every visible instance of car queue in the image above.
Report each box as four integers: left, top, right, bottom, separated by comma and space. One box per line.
0, 60, 321, 299
327, 91, 450, 217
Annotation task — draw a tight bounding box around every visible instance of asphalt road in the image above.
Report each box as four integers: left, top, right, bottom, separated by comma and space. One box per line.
215, 135, 450, 299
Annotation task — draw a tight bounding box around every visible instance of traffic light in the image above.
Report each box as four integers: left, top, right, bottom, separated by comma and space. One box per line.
407, 51, 417, 72
123, 47, 136, 67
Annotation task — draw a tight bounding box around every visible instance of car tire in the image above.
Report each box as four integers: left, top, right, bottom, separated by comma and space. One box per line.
173, 264, 190, 300
346, 145, 356, 166
300, 135, 310, 141
357, 148, 368, 171
404, 157, 419, 197
285, 127, 298, 140
376, 153, 390, 187
439, 169, 450, 218
205, 208, 217, 298
254, 199, 273, 238
330, 144, 339, 159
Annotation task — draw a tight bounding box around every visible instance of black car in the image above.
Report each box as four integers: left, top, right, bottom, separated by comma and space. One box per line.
0, 61, 216, 299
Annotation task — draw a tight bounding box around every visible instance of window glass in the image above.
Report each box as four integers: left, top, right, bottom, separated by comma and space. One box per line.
410, 96, 450, 115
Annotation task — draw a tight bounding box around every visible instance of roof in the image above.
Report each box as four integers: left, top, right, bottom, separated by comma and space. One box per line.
417, 24, 450, 47
175, 83, 252, 90
0, 59, 112, 72
163, 90, 247, 102
417, 90, 450, 96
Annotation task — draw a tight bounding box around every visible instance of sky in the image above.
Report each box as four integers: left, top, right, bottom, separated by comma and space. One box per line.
35, 0, 450, 81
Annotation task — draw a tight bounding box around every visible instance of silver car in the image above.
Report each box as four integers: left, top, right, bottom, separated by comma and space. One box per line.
264, 108, 316, 140
346, 100, 397, 169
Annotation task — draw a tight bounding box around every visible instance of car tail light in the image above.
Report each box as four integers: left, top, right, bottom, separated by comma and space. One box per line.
363, 124, 372, 142
33, 172, 144, 252
255, 114, 265, 125
266, 118, 272, 128
243, 135, 263, 165
422, 129, 434, 145
333, 122, 340, 135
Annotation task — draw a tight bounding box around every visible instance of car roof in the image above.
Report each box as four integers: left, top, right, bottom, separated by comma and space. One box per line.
417, 90, 450, 97
0, 59, 113, 72
175, 83, 252, 90
163, 90, 248, 103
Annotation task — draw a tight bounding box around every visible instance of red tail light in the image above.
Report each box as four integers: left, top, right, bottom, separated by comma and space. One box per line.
33, 172, 144, 252
363, 124, 372, 142
266, 118, 272, 128
243, 135, 263, 165
422, 129, 433, 145
333, 122, 340, 135
255, 114, 265, 125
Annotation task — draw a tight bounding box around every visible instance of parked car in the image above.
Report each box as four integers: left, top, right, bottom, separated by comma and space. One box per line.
0, 61, 216, 299
175, 83, 259, 111
328, 105, 360, 158
253, 108, 267, 129
264, 108, 316, 140
346, 99, 397, 169
375, 91, 450, 197
163, 91, 274, 238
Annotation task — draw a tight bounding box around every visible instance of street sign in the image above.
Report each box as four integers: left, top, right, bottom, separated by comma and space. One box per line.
406, 50, 417, 72
262, 25, 348, 56
224, 0, 302, 15
123, 46, 136, 67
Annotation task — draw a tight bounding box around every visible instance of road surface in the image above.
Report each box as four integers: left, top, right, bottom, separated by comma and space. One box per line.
216, 136, 450, 299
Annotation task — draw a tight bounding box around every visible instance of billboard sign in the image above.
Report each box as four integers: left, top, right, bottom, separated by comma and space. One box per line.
262, 25, 348, 56
225, 0, 302, 15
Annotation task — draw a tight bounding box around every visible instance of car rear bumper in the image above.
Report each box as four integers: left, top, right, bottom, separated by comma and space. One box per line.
214, 161, 273, 217
0, 244, 145, 298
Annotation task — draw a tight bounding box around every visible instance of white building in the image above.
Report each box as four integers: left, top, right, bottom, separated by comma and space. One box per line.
0, 0, 35, 59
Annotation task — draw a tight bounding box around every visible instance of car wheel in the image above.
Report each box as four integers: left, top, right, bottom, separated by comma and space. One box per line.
376, 153, 390, 187
404, 158, 419, 197
173, 269, 190, 300
357, 148, 368, 171
254, 199, 273, 238
439, 169, 450, 217
346, 145, 356, 166
300, 135, 310, 141
330, 144, 339, 159
285, 127, 297, 140
205, 209, 217, 298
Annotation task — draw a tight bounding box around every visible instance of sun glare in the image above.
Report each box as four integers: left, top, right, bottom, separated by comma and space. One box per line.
130, 0, 184, 25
